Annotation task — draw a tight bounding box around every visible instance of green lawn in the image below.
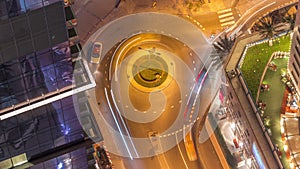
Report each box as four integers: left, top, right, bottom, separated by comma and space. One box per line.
258, 58, 290, 169
240, 35, 291, 99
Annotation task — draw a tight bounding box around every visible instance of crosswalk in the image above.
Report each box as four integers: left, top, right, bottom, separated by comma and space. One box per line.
217, 8, 236, 27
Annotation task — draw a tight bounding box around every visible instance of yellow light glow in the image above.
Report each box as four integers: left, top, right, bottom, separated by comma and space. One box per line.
284, 144, 288, 151
290, 162, 294, 169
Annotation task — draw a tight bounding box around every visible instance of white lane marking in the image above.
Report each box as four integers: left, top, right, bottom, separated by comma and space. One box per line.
110, 89, 139, 158
175, 133, 189, 169
104, 88, 133, 160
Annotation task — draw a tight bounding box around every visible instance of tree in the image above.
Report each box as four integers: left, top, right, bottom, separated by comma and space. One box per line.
282, 13, 296, 32
256, 16, 284, 46
212, 35, 236, 69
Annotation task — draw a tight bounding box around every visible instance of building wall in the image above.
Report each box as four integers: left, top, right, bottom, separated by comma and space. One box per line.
0, 1, 100, 168
289, 0, 300, 92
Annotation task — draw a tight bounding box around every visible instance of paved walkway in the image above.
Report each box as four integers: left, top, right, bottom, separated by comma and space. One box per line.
258, 57, 289, 168
226, 33, 279, 168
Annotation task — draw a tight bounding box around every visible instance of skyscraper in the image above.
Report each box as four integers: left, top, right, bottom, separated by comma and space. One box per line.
288, 0, 300, 93
0, 1, 100, 168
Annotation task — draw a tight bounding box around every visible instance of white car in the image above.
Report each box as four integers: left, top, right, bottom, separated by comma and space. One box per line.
90, 42, 102, 64
148, 131, 160, 146
217, 107, 227, 120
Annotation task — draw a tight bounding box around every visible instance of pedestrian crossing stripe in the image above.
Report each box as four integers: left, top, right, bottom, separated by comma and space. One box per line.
217, 8, 232, 14
221, 21, 235, 27
219, 16, 234, 23
218, 12, 233, 19
217, 8, 235, 27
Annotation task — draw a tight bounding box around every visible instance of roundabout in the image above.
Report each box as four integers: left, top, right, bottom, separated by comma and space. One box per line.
81, 12, 223, 163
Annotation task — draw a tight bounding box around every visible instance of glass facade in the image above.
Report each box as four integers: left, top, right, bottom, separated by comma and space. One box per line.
0, 95, 85, 162
0, 1, 68, 63
29, 147, 89, 169
0, 1, 99, 168
0, 0, 61, 19
0, 42, 73, 110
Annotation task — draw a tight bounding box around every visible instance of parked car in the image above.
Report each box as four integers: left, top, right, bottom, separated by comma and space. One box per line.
91, 42, 102, 64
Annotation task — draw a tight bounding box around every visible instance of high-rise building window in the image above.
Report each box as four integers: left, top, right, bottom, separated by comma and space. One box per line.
292, 70, 298, 85
293, 53, 300, 70
292, 62, 300, 77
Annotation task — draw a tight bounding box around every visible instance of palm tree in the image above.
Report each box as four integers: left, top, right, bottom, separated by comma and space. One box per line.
256, 16, 284, 46
212, 35, 236, 69
282, 13, 296, 32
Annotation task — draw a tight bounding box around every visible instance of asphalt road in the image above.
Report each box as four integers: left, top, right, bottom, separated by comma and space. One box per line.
73, 1, 300, 168
98, 33, 203, 168
89, 32, 223, 169
226, 0, 298, 37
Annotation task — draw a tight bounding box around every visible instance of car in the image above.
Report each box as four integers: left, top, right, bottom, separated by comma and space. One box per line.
148, 131, 159, 144
217, 107, 227, 120
91, 42, 102, 64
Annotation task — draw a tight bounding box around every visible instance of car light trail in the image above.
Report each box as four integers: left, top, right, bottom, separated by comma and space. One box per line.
110, 89, 139, 158
109, 37, 141, 81
104, 87, 133, 160
175, 132, 189, 169
184, 68, 208, 119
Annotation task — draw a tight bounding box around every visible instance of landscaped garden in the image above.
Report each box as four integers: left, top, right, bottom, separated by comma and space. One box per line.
258, 58, 290, 169
239, 34, 292, 168
239, 35, 291, 100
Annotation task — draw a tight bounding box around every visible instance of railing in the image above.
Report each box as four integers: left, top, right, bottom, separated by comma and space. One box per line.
235, 67, 284, 169
235, 39, 286, 168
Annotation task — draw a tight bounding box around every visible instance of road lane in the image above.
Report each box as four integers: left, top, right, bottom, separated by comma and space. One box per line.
83, 11, 225, 169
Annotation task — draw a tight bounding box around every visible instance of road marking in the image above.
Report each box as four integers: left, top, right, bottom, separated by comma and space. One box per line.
104, 88, 133, 160
217, 8, 232, 14
219, 16, 234, 23
110, 89, 139, 158
217, 8, 235, 27
218, 12, 233, 19
175, 133, 189, 169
